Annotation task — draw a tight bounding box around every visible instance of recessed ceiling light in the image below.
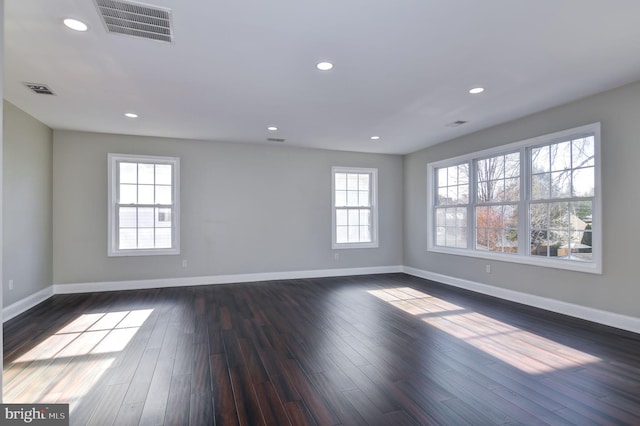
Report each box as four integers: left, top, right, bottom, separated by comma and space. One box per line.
316, 62, 334, 71
267, 126, 278, 131
469, 87, 485, 94
63, 18, 88, 32
370, 136, 381, 140
125, 113, 138, 118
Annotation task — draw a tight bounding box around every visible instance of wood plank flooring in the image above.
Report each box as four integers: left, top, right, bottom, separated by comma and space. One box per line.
4, 273, 640, 425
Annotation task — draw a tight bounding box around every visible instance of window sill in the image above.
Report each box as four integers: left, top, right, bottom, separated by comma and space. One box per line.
427, 245, 602, 274
108, 248, 180, 257
333, 242, 379, 250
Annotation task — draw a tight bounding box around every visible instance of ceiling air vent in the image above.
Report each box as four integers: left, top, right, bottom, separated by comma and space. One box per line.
445, 120, 468, 127
95, 0, 173, 43
24, 83, 55, 95
267, 138, 286, 143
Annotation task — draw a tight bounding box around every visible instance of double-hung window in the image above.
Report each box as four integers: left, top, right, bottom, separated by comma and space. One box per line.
475, 152, 520, 254
332, 167, 378, 249
428, 123, 601, 273
108, 154, 180, 256
435, 164, 469, 248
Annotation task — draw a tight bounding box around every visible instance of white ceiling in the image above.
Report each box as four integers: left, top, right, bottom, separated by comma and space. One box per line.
5, 0, 640, 155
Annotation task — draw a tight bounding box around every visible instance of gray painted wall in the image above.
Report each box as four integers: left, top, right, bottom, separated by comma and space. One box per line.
404, 80, 640, 318
3, 101, 53, 307
53, 131, 404, 284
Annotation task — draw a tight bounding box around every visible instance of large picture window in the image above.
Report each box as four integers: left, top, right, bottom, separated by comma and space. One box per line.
332, 167, 378, 249
428, 123, 601, 273
108, 154, 180, 256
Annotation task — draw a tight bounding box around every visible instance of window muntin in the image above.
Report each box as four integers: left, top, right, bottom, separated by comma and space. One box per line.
332, 167, 378, 249
108, 154, 180, 256
475, 152, 520, 253
435, 164, 469, 248
531, 137, 595, 199
427, 123, 600, 274
529, 136, 595, 261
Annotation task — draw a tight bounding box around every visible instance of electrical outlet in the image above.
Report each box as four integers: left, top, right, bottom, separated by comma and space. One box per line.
334, 253, 339, 260
182, 259, 188, 268
485, 264, 491, 273
9, 279, 14, 290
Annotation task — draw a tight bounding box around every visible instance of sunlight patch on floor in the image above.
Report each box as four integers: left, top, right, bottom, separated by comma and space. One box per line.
4, 309, 154, 413
368, 288, 600, 374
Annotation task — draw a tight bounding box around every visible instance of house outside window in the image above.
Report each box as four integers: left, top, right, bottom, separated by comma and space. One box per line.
108, 153, 180, 256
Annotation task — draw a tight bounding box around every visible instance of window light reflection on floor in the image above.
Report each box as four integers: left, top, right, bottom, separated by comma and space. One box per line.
4, 309, 154, 412
367, 287, 600, 374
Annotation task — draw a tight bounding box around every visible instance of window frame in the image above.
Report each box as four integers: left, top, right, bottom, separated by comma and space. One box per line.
427, 123, 601, 274
108, 153, 181, 257
331, 166, 379, 249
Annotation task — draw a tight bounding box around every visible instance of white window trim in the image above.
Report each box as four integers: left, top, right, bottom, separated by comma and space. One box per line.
332, 166, 379, 249
427, 123, 602, 274
108, 153, 181, 257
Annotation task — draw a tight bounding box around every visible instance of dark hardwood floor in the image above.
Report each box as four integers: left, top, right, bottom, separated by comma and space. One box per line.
4, 273, 640, 425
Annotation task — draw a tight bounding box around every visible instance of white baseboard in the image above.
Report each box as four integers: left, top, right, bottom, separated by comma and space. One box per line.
4, 266, 401, 322
6, 265, 640, 335
3, 286, 55, 322
52, 265, 404, 294
402, 266, 640, 335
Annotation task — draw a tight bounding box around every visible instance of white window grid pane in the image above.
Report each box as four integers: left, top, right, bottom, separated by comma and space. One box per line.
447, 167, 459, 186
336, 207, 372, 243
336, 173, 372, 208
155, 164, 172, 185
347, 190, 359, 206
476, 153, 520, 204
119, 229, 137, 249
115, 159, 175, 251
119, 184, 137, 204
138, 207, 155, 228
155, 228, 172, 248
347, 174, 359, 190
347, 225, 360, 242
475, 204, 518, 253
436, 206, 467, 248
138, 163, 155, 184
119, 207, 136, 227
119, 162, 138, 184
156, 185, 172, 205
572, 136, 595, 168
156, 208, 172, 227
358, 174, 370, 190
572, 167, 594, 197
436, 164, 470, 207
550, 141, 571, 172
336, 209, 348, 226
138, 185, 155, 204
438, 168, 448, 187
458, 164, 469, 184
333, 167, 377, 247
336, 226, 348, 243
138, 228, 155, 249
531, 139, 595, 201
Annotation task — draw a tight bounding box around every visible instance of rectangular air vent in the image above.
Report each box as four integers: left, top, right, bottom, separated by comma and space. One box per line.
267, 138, 286, 143
95, 0, 173, 43
24, 83, 55, 95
